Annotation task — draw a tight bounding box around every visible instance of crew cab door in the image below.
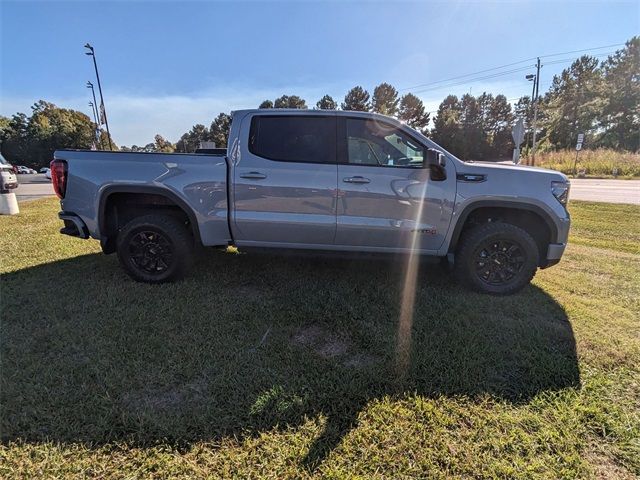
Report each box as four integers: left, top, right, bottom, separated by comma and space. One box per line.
232, 113, 338, 246
335, 116, 456, 251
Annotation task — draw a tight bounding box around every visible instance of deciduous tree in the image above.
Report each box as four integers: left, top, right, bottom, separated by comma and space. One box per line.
154, 134, 175, 153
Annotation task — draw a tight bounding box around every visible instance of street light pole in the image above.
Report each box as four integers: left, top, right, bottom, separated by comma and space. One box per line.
87, 81, 103, 149
84, 43, 113, 150
88, 101, 100, 148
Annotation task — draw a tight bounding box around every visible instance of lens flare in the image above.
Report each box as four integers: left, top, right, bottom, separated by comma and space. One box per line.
395, 180, 429, 379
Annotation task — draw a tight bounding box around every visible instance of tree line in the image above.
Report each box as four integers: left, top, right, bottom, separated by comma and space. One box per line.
1, 37, 636, 168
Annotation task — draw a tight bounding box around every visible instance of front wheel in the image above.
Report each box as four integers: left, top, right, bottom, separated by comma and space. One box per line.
116, 214, 194, 283
454, 222, 539, 295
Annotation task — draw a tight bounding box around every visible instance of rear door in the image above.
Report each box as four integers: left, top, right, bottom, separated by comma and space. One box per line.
335, 116, 456, 251
232, 113, 338, 246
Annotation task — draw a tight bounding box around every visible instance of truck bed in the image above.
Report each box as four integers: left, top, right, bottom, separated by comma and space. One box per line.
55, 149, 231, 247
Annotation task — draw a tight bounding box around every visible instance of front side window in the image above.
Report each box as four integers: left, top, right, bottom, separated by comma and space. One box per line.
249, 115, 335, 164
345, 118, 424, 168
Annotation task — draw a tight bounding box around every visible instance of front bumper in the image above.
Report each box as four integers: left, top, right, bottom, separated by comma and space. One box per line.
541, 242, 567, 269
58, 211, 89, 239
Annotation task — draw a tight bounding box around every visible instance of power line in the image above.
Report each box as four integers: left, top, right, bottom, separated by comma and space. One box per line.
538, 43, 624, 58
541, 51, 616, 66
400, 42, 626, 93
411, 66, 534, 94
400, 58, 536, 91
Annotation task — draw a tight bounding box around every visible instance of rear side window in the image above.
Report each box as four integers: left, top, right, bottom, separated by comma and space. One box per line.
249, 116, 336, 164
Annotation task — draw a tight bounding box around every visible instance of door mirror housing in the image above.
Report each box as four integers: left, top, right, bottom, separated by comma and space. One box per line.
426, 149, 446, 167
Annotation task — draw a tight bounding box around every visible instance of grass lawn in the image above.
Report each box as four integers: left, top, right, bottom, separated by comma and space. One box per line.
1, 198, 639, 479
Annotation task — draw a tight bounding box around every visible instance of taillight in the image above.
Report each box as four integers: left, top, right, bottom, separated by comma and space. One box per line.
50, 159, 68, 199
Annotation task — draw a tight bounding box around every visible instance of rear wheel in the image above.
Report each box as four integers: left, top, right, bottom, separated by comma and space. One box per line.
116, 214, 193, 283
454, 222, 538, 295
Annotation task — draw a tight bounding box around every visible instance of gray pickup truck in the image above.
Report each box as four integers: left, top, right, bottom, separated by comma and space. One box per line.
53, 109, 570, 294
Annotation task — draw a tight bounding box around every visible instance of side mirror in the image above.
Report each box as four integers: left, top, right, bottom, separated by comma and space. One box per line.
426, 149, 446, 167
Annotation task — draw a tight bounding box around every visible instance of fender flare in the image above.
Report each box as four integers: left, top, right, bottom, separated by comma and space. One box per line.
98, 185, 203, 245
447, 200, 559, 252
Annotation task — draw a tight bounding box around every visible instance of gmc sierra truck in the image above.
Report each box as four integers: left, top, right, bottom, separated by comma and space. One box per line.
53, 109, 570, 294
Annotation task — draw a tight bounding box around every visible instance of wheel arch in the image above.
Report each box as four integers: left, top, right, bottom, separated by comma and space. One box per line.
448, 200, 559, 264
98, 185, 202, 254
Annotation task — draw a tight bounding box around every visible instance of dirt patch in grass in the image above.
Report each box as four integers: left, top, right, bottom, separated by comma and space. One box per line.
585, 442, 637, 480
291, 324, 378, 368
121, 378, 207, 413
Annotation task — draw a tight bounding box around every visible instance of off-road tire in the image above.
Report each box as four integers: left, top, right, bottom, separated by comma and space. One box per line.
454, 222, 539, 295
116, 214, 194, 283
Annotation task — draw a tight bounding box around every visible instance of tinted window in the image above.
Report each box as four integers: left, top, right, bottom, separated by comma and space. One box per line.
346, 118, 424, 168
249, 116, 336, 163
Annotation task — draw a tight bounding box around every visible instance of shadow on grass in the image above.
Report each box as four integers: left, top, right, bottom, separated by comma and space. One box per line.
1, 250, 579, 468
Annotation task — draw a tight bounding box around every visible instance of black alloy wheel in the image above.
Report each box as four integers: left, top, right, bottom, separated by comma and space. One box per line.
454, 222, 539, 295
116, 214, 194, 283
474, 239, 525, 286
128, 230, 174, 275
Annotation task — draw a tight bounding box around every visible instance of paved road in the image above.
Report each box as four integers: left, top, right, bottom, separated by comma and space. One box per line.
569, 179, 640, 205
14, 174, 54, 201
12, 174, 640, 205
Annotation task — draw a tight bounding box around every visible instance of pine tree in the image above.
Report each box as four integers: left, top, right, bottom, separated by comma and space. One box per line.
599, 37, 640, 151
341, 86, 371, 111
316, 95, 337, 110
398, 93, 430, 131
371, 83, 399, 116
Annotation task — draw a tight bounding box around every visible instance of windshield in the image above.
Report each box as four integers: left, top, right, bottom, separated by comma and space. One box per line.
0, 153, 8, 165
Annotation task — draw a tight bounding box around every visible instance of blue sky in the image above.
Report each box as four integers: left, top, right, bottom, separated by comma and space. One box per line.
1, 0, 638, 145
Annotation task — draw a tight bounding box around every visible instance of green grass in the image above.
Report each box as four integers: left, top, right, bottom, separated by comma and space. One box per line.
529, 149, 640, 178
1, 198, 639, 479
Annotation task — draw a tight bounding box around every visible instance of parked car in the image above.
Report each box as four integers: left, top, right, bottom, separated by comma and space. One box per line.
16, 165, 36, 174
43, 168, 51, 179
39, 167, 49, 173
52, 110, 570, 294
0, 153, 18, 192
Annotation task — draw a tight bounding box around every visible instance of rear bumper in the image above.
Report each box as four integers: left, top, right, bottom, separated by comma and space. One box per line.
541, 243, 566, 269
58, 211, 89, 239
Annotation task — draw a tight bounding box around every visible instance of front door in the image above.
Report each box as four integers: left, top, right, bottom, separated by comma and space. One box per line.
335, 116, 456, 251
233, 113, 338, 246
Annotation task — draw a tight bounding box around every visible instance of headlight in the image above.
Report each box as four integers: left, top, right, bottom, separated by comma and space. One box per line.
551, 181, 570, 206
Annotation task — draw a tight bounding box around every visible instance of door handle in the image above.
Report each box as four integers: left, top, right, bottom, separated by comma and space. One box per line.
343, 176, 370, 184
240, 171, 267, 180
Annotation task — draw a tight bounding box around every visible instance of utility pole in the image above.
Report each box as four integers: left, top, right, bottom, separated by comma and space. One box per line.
84, 43, 113, 150
531, 57, 541, 165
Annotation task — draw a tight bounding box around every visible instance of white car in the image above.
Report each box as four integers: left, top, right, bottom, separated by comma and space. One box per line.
0, 154, 18, 192
44, 168, 52, 179
17, 165, 37, 174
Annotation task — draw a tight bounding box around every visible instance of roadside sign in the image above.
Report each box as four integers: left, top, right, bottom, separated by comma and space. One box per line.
512, 118, 525, 146
574, 133, 585, 174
